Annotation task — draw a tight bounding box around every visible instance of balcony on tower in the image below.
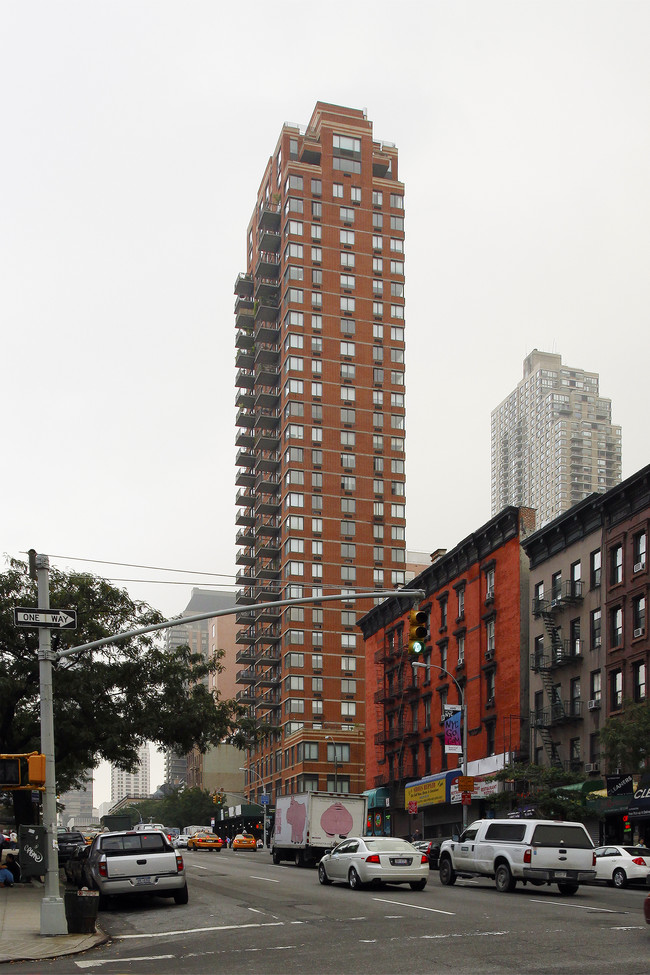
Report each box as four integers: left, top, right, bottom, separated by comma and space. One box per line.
235, 445, 256, 470
258, 227, 281, 253
255, 533, 280, 559
235, 687, 256, 706
255, 251, 280, 281
235, 390, 255, 413
254, 275, 280, 304
235, 644, 256, 665
257, 689, 281, 711
235, 303, 255, 331
256, 321, 280, 345
255, 491, 280, 516
235, 546, 255, 567
234, 272, 254, 298
236, 666, 257, 685
255, 426, 280, 453
300, 132, 321, 165
235, 488, 254, 510
235, 403, 255, 426
235, 346, 254, 371
235, 326, 255, 351
236, 525, 255, 548
235, 568, 256, 587
257, 202, 281, 233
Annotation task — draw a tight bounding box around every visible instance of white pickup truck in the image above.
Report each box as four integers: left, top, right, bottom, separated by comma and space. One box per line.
438, 818, 596, 895
82, 829, 188, 906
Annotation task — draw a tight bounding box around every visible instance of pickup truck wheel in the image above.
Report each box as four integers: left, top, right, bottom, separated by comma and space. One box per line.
613, 868, 627, 889
557, 881, 579, 895
438, 856, 456, 886
318, 863, 331, 885
173, 884, 189, 905
495, 863, 516, 893
272, 848, 281, 865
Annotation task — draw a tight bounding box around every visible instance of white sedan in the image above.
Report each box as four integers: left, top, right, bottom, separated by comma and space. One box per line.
593, 845, 650, 888
318, 836, 429, 891
173, 833, 190, 849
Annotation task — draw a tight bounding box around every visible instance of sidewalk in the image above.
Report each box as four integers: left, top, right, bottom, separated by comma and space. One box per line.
0, 880, 108, 963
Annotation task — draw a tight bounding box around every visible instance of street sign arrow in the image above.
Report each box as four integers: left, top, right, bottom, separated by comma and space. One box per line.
14, 607, 77, 629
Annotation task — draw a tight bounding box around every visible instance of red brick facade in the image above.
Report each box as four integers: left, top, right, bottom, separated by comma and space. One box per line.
360, 507, 535, 803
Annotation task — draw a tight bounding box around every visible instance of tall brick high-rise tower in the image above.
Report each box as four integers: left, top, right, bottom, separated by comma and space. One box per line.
234, 103, 406, 802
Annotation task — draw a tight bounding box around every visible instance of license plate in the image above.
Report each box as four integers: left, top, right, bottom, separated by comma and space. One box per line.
391, 857, 409, 865
136, 876, 154, 886
555, 871, 567, 879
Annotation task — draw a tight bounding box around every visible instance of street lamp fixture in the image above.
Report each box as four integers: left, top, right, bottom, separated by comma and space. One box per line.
240, 767, 268, 848
411, 660, 469, 828
325, 735, 339, 793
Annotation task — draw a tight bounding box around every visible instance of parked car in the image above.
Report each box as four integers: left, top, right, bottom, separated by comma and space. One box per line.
81, 829, 188, 906
412, 839, 450, 870
593, 846, 650, 888
64, 843, 91, 886
186, 832, 223, 852
174, 833, 190, 849
232, 833, 257, 851
57, 830, 86, 865
318, 836, 429, 890
439, 819, 596, 895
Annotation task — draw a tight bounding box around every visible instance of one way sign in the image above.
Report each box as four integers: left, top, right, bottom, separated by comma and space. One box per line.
14, 607, 77, 629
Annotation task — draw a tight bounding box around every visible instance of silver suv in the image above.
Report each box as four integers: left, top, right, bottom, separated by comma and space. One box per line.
82, 829, 188, 906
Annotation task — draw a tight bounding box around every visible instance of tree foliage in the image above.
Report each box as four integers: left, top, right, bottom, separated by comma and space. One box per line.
124, 787, 224, 830
485, 763, 591, 821
0, 558, 245, 825
598, 700, 650, 773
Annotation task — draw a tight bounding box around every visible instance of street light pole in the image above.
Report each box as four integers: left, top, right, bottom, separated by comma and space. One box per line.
411, 660, 469, 829
240, 767, 268, 849
325, 735, 338, 793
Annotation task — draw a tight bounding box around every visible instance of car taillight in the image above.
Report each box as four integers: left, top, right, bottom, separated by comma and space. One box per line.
365, 854, 381, 864
632, 857, 646, 866
176, 854, 184, 872
524, 848, 532, 864
98, 861, 107, 878
592, 852, 596, 867
420, 855, 429, 865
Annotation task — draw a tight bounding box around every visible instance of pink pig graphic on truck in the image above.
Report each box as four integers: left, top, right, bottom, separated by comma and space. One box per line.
285, 796, 307, 843
320, 802, 354, 838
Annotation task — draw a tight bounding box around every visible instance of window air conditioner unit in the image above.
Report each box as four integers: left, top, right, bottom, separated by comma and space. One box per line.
634, 627, 644, 638
588, 699, 600, 711
585, 762, 600, 773
634, 562, 645, 573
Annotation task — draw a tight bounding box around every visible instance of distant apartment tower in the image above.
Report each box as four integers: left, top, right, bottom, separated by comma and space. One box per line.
59, 777, 93, 828
491, 350, 621, 525
234, 103, 406, 799
110, 743, 150, 802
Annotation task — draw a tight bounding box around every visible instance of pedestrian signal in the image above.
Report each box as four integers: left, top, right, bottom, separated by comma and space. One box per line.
28, 754, 46, 786
408, 610, 428, 655
0, 758, 21, 787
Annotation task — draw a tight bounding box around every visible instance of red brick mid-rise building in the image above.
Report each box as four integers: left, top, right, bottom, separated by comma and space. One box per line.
233, 104, 407, 802
359, 506, 535, 837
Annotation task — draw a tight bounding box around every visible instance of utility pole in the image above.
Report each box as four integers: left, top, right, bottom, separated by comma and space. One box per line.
35, 553, 67, 935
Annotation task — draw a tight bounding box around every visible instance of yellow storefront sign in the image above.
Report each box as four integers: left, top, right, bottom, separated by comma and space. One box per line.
404, 777, 446, 808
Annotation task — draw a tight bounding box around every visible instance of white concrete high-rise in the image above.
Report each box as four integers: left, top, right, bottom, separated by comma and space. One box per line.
110, 743, 150, 802
491, 350, 622, 526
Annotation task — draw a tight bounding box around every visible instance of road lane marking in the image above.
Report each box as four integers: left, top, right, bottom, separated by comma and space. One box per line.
114, 921, 285, 939
373, 897, 455, 915
250, 875, 280, 882
76, 955, 175, 968
529, 899, 621, 913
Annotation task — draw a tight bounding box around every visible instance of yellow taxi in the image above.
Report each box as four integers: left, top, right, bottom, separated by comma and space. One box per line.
186, 831, 223, 852
232, 833, 257, 851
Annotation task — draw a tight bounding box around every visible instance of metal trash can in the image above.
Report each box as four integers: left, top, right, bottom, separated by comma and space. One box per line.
64, 889, 99, 934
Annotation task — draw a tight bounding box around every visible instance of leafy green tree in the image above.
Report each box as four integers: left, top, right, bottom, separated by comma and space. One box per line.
0, 558, 245, 827
485, 763, 590, 821
127, 787, 223, 830
598, 700, 650, 773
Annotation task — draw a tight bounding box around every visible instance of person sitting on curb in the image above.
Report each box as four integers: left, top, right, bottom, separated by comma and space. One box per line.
0, 866, 14, 887
4, 854, 21, 883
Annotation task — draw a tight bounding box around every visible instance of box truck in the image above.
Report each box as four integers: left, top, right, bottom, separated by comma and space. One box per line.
271, 792, 367, 867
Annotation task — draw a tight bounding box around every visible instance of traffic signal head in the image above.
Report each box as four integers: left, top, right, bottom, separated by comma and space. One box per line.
408, 609, 428, 655
0, 758, 21, 787
28, 754, 46, 786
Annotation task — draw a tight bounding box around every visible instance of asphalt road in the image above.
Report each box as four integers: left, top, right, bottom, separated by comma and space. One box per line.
3, 848, 648, 974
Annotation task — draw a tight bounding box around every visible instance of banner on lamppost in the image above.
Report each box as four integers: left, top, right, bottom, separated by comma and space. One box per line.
444, 705, 462, 755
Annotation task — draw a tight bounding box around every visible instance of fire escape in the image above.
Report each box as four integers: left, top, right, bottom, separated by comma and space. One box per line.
530, 581, 584, 768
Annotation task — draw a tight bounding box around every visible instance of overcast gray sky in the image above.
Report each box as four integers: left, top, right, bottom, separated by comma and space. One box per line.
3, 1, 649, 803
